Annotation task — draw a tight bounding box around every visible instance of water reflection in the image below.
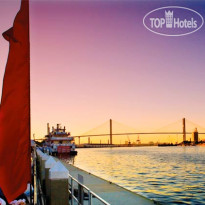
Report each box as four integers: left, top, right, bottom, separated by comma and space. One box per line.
58, 154, 75, 164
60, 147, 205, 204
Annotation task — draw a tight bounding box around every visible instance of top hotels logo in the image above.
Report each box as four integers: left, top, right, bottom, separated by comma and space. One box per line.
165, 11, 174, 28
143, 6, 204, 36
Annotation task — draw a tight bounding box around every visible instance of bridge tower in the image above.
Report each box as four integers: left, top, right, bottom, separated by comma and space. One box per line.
192, 128, 198, 143
183, 118, 186, 142
110, 119, 112, 144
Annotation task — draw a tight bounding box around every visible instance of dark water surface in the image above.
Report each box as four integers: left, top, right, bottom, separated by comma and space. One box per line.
60, 146, 205, 204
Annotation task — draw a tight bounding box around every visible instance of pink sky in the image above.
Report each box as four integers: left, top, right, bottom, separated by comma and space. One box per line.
0, 0, 205, 143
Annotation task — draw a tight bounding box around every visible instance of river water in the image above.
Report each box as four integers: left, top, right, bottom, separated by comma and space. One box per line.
61, 146, 205, 204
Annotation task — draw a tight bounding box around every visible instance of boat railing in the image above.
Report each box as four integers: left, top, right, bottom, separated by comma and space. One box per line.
33, 147, 46, 205
68, 174, 110, 205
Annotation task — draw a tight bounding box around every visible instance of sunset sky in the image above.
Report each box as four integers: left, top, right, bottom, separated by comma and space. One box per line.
0, 0, 205, 143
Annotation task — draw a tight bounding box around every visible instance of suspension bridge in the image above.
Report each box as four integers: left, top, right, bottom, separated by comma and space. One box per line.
35, 118, 205, 146
72, 118, 205, 145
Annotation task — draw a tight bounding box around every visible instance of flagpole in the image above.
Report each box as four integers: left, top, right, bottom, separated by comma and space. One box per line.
27, 0, 33, 203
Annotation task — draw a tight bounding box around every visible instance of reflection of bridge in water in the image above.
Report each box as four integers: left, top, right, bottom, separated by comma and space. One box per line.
73, 118, 205, 145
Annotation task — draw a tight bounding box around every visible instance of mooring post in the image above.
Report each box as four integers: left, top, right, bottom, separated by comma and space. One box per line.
40, 153, 49, 193
45, 156, 56, 202
36, 149, 42, 180
49, 161, 69, 205
36, 148, 42, 162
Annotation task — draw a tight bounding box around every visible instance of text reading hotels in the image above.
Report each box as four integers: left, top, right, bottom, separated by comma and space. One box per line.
143, 6, 204, 36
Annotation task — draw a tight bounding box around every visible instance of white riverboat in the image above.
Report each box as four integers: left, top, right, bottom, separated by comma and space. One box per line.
44, 123, 77, 155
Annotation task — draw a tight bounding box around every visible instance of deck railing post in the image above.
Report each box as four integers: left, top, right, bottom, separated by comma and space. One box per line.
38, 153, 49, 194
36, 149, 43, 181
45, 156, 56, 204
78, 184, 84, 205
49, 161, 69, 205
77, 174, 84, 205
88, 190, 91, 205
71, 178, 74, 205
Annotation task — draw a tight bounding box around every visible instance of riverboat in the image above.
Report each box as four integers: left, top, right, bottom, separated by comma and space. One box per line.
44, 123, 77, 155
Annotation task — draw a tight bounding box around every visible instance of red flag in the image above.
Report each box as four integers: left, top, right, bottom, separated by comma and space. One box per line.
0, 0, 31, 202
